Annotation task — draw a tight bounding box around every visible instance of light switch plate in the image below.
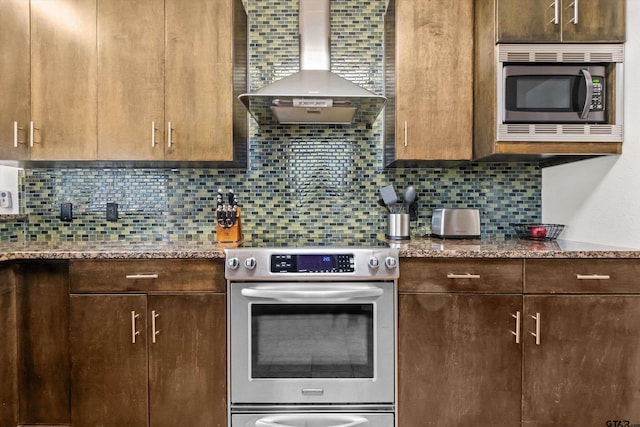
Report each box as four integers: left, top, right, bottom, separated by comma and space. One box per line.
60, 202, 73, 222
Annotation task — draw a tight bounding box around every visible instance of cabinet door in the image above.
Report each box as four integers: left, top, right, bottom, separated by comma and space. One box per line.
97, 0, 165, 160
497, 0, 562, 42
0, 0, 30, 160
164, 0, 235, 161
148, 294, 226, 427
394, 0, 472, 161
70, 294, 149, 426
0, 264, 18, 426
30, 0, 97, 160
398, 294, 522, 426
561, 0, 625, 42
523, 296, 640, 426
17, 262, 70, 424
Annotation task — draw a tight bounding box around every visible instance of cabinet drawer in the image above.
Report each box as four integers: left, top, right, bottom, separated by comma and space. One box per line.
399, 258, 523, 293
525, 259, 640, 294
70, 259, 225, 293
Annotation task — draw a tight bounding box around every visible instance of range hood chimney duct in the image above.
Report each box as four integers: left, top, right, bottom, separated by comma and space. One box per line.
238, 0, 386, 125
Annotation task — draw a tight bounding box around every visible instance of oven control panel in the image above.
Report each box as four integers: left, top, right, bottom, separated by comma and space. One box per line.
224, 247, 399, 280
271, 253, 355, 273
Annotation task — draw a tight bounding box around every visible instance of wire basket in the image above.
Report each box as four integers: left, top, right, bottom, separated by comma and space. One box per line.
510, 223, 565, 240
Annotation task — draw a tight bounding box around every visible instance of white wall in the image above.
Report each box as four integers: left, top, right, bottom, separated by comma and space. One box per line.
0, 165, 20, 214
542, 1, 640, 248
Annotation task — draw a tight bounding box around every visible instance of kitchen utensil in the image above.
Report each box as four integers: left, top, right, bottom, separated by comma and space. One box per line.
403, 186, 416, 212
379, 185, 398, 213
377, 198, 390, 212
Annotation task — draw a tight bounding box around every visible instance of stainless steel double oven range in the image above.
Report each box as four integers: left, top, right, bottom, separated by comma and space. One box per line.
225, 245, 399, 427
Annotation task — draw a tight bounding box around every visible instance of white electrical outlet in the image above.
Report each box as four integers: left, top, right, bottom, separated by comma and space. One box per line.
0, 190, 12, 208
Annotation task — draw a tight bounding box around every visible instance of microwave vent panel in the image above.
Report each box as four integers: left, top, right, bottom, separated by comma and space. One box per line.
499, 124, 622, 142
562, 125, 586, 135
498, 44, 624, 64
535, 52, 559, 62
561, 52, 586, 62
590, 52, 615, 62
506, 52, 533, 62
505, 124, 530, 134
533, 125, 557, 134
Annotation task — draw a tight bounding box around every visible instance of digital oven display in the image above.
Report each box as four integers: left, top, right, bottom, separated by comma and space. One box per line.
271, 254, 355, 273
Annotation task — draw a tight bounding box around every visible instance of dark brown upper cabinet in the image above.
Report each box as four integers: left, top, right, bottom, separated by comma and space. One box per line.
496, 0, 625, 43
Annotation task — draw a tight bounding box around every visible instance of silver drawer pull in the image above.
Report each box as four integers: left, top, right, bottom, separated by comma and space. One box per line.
126, 274, 159, 280
576, 274, 611, 280
447, 273, 481, 279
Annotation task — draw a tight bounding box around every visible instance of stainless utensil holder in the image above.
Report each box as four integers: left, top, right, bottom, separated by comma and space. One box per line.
386, 213, 410, 241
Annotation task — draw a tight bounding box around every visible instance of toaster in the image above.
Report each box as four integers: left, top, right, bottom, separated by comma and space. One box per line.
431, 208, 480, 238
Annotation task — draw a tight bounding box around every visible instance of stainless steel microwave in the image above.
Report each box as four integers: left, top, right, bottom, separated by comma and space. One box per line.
504, 65, 606, 124
495, 44, 623, 143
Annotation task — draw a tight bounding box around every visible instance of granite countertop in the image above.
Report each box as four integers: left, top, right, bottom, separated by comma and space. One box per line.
1, 238, 640, 262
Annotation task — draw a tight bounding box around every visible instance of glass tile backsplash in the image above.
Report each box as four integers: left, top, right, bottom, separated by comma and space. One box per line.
4, 161, 540, 242
0, 0, 542, 243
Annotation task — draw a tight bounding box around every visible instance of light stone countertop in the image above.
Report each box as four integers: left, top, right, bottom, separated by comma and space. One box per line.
1, 238, 640, 262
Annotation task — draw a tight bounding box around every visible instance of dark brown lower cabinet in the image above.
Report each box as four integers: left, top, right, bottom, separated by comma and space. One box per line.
17, 261, 70, 425
0, 263, 18, 427
70, 293, 226, 427
398, 293, 523, 426
523, 295, 640, 427
148, 294, 226, 427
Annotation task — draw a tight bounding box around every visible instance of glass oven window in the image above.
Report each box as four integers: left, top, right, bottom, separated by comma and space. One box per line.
251, 304, 374, 378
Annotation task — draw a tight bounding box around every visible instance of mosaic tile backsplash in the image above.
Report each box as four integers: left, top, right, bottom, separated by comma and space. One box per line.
0, 0, 542, 243
2, 162, 541, 243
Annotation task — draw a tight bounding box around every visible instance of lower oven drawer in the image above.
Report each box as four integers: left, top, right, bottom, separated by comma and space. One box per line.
231, 413, 394, 427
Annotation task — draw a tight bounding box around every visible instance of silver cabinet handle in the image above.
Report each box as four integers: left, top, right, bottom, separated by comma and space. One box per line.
126, 274, 159, 280
567, 0, 578, 24
29, 121, 40, 147
530, 312, 541, 345
447, 273, 481, 279
576, 274, 611, 280
511, 311, 521, 344
131, 311, 141, 344
403, 120, 408, 147
151, 121, 157, 148
549, 0, 559, 24
167, 121, 173, 148
13, 121, 25, 147
255, 415, 368, 427
151, 310, 159, 344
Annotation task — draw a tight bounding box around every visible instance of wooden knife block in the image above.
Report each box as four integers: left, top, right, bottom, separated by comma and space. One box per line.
216, 208, 242, 243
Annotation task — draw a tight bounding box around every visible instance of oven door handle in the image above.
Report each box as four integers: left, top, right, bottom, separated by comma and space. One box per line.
255, 414, 368, 427
241, 285, 383, 301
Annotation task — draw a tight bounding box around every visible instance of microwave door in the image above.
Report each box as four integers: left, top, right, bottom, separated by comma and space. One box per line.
502, 64, 606, 124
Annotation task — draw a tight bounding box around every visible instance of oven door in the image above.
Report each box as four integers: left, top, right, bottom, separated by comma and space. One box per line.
230, 281, 395, 405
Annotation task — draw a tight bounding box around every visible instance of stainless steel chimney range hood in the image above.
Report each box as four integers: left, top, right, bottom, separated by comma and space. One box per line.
238, 0, 386, 126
